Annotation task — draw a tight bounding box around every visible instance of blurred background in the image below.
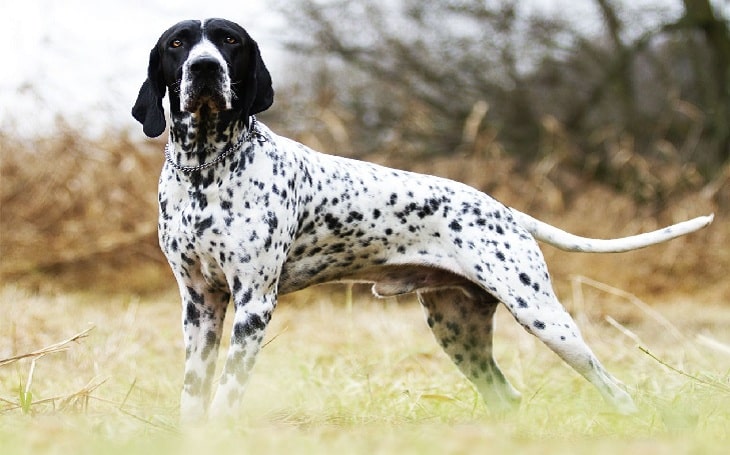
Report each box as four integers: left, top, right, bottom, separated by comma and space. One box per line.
1, 0, 728, 300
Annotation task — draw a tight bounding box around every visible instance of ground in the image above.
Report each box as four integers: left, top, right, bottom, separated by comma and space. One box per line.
1, 282, 728, 454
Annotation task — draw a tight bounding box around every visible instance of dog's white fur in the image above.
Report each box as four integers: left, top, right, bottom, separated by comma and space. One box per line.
133, 19, 714, 421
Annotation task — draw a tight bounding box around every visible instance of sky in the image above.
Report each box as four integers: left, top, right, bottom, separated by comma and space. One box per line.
1, 0, 726, 139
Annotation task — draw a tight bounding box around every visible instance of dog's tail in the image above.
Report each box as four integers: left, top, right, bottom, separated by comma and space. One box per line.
512, 210, 714, 253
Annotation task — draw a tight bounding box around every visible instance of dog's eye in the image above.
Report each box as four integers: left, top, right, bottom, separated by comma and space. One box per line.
170, 39, 183, 48
224, 36, 237, 45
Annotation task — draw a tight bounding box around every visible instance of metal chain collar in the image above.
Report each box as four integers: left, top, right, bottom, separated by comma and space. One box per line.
164, 117, 262, 174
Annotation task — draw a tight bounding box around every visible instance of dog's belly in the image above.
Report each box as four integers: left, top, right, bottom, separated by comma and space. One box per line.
277, 229, 472, 296
278, 260, 472, 297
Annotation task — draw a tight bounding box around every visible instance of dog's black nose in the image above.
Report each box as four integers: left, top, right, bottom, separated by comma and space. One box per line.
189, 57, 221, 76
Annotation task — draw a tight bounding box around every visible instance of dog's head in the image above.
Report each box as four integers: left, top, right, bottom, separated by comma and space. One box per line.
132, 19, 274, 138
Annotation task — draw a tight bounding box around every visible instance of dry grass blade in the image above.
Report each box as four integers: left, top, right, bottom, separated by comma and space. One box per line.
571, 275, 686, 342
639, 346, 730, 393
2, 377, 108, 413
119, 378, 138, 410
0, 327, 94, 367
58, 377, 108, 412
696, 334, 730, 356
605, 315, 644, 346
262, 326, 289, 349
117, 408, 181, 434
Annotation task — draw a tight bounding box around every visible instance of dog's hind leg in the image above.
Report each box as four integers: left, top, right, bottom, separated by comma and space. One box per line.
502, 288, 638, 414
417, 287, 522, 414
483, 252, 638, 414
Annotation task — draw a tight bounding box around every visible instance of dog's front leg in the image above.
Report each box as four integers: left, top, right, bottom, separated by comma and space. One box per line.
178, 284, 230, 422
208, 287, 277, 419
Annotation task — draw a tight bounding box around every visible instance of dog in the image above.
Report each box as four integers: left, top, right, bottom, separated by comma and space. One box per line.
132, 18, 713, 420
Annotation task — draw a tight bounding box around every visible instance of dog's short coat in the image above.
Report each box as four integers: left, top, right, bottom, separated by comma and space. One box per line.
132, 18, 713, 420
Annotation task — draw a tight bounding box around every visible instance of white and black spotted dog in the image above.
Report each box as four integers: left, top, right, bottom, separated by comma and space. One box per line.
132, 18, 713, 420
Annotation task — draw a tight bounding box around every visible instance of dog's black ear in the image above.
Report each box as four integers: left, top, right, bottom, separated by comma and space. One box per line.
240, 39, 274, 122
132, 46, 167, 138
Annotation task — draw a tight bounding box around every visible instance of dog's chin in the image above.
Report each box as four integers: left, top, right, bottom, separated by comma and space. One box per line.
182, 89, 231, 114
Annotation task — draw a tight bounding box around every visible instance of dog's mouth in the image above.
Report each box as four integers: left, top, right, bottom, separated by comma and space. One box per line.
180, 66, 233, 114
182, 82, 231, 113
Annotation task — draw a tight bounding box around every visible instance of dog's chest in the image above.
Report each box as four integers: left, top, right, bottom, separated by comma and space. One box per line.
157, 144, 303, 284
157, 172, 231, 280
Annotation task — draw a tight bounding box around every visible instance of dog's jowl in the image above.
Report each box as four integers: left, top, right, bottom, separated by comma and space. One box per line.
133, 18, 713, 421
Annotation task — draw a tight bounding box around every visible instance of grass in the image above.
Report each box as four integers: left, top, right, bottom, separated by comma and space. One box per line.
1, 283, 729, 454
2, 74, 728, 454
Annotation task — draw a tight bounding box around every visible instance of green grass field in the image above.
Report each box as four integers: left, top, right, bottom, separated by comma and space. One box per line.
1, 283, 728, 454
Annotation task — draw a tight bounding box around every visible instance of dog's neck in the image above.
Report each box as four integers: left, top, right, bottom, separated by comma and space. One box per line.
168, 108, 250, 168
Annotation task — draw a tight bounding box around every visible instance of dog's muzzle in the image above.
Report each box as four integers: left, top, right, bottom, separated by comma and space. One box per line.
180, 55, 232, 113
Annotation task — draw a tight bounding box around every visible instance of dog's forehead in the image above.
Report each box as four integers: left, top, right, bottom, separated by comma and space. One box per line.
158, 19, 248, 44
202, 18, 249, 39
